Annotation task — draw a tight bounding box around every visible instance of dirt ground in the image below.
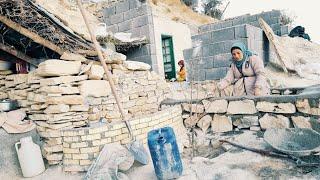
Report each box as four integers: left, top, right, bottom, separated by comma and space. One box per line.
3, 131, 319, 180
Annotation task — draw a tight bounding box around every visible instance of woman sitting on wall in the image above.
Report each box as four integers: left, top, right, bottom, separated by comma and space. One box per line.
177, 60, 186, 82
217, 42, 270, 96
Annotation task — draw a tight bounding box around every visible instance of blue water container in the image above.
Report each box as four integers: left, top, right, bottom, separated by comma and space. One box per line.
147, 127, 183, 180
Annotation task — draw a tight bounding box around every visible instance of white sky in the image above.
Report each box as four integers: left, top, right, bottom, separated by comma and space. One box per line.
222, 0, 319, 44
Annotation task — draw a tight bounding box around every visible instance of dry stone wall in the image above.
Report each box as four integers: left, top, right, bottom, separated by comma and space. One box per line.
0, 52, 172, 165
163, 90, 320, 134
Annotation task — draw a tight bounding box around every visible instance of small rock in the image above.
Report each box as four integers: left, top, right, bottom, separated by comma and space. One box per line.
211, 114, 233, 133
259, 114, 291, 130
291, 116, 312, 129
88, 64, 104, 80
233, 116, 259, 129
181, 103, 204, 114
202, 99, 228, 113
184, 114, 201, 128
123, 61, 151, 71
197, 115, 212, 132
250, 126, 261, 131
256, 101, 296, 114
60, 52, 87, 62
227, 100, 257, 114
296, 99, 320, 115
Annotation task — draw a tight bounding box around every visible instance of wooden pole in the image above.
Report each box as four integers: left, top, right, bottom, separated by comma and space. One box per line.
75, 0, 133, 138
0, 15, 65, 55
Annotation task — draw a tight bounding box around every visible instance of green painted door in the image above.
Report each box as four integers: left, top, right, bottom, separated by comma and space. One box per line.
161, 36, 175, 80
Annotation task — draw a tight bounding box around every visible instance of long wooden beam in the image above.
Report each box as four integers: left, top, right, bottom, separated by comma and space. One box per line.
0, 42, 41, 66
0, 15, 65, 55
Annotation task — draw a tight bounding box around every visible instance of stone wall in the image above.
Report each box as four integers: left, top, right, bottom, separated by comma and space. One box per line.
162, 89, 320, 134
60, 105, 184, 172
103, 0, 157, 67
0, 52, 172, 165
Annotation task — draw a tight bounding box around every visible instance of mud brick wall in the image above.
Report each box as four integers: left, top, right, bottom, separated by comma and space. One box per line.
60, 105, 185, 172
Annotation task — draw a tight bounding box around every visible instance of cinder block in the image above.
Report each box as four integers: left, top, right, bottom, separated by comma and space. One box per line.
220, 20, 233, 29
248, 21, 260, 28
116, 1, 130, 13
280, 25, 290, 35
246, 15, 258, 22
223, 39, 249, 52
271, 24, 281, 32
202, 44, 212, 57
192, 46, 202, 58
132, 15, 149, 28
128, 27, 140, 37
183, 48, 193, 60
103, 7, 116, 18
232, 17, 245, 26
199, 32, 212, 44
211, 27, 235, 42
106, 24, 118, 33
235, 25, 247, 38
211, 22, 222, 30
110, 13, 124, 24
118, 20, 132, 32
140, 25, 152, 38
205, 67, 228, 80
136, 4, 151, 17
124, 10, 135, 21
199, 24, 211, 33
129, 0, 141, 9
202, 57, 214, 69
213, 53, 231, 68
190, 70, 206, 81
211, 43, 226, 55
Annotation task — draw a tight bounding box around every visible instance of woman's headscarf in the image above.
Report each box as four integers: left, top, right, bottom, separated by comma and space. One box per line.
231, 42, 253, 70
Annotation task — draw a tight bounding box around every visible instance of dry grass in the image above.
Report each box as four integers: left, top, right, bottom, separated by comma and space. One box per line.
147, 0, 216, 26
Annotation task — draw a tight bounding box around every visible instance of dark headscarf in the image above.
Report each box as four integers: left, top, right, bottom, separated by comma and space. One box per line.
231, 42, 253, 71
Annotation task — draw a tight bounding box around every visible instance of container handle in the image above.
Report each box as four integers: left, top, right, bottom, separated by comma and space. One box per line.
15, 142, 21, 153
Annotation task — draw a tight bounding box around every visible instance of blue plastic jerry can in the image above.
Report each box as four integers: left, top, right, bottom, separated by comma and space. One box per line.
147, 127, 183, 180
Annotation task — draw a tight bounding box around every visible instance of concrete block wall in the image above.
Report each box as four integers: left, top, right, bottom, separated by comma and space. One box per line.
103, 0, 157, 67
198, 10, 286, 36
184, 24, 265, 81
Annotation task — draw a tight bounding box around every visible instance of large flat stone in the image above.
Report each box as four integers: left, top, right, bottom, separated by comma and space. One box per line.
36, 60, 81, 77
47, 95, 84, 105
291, 116, 312, 129
44, 104, 70, 114
79, 80, 111, 98
123, 61, 151, 71
211, 114, 233, 133
203, 99, 228, 113
256, 101, 296, 114
60, 52, 87, 62
40, 75, 88, 86
197, 115, 212, 132
259, 114, 291, 130
38, 85, 80, 95
182, 103, 205, 114
296, 99, 320, 115
227, 100, 257, 114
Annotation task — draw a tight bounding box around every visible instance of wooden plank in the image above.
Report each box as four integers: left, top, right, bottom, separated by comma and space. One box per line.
0, 15, 65, 55
0, 42, 41, 66
258, 18, 288, 74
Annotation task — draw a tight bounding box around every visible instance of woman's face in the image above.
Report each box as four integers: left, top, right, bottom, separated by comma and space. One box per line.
231, 49, 243, 61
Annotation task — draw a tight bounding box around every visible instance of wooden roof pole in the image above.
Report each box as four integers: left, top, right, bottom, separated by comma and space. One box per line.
0, 42, 41, 66
0, 15, 65, 55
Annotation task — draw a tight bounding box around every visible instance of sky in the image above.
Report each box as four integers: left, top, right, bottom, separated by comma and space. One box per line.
221, 0, 319, 44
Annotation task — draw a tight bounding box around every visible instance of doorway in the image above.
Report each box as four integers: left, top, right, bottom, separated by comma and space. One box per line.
161, 35, 175, 80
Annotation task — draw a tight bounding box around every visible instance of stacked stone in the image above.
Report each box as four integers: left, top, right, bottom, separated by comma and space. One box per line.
61, 105, 184, 172
179, 95, 320, 134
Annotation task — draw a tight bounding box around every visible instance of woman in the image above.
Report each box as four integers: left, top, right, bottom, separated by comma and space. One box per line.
217, 42, 270, 96
177, 60, 186, 82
